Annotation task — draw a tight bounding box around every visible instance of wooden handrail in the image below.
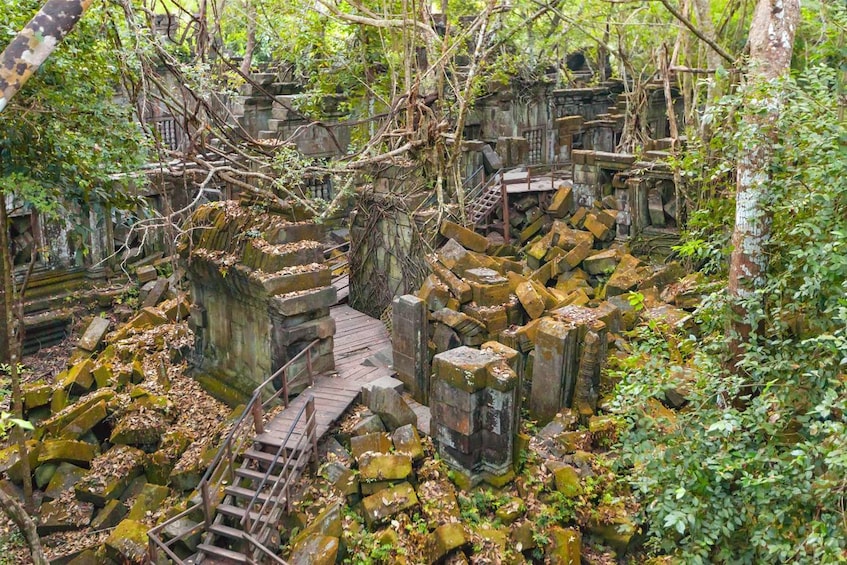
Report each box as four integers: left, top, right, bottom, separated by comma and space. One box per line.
148, 337, 323, 563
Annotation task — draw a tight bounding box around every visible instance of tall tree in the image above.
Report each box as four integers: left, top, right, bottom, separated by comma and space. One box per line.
727, 0, 800, 373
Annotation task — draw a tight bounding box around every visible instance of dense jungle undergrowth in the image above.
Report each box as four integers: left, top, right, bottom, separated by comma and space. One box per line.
609, 66, 847, 563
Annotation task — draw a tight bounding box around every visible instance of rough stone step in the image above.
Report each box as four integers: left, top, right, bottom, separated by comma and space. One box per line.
197, 543, 248, 563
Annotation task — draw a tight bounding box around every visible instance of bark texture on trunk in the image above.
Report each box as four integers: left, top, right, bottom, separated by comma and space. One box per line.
0, 0, 94, 113
0, 487, 46, 565
727, 0, 799, 366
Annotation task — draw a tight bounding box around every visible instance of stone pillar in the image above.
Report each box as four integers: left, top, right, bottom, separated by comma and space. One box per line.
431, 346, 519, 489
392, 295, 429, 404
529, 318, 578, 425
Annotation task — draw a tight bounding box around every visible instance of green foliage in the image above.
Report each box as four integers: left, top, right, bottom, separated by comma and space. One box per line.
612, 66, 847, 563
0, 0, 149, 217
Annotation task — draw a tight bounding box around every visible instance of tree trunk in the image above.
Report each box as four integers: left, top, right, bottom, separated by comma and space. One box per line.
0, 195, 33, 510
727, 0, 799, 372
239, 0, 257, 76
0, 487, 47, 565
0, 0, 94, 113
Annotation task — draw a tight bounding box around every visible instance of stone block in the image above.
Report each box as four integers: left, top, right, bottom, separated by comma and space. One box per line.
426, 256, 472, 304
43, 462, 87, 501
38, 440, 98, 467
361, 482, 419, 527
77, 317, 110, 352
583, 213, 612, 241
75, 445, 145, 506
261, 265, 332, 296
515, 281, 545, 319
530, 318, 578, 425
358, 453, 413, 481
419, 274, 452, 311
392, 424, 424, 461
136, 265, 157, 284
141, 278, 169, 308
548, 527, 582, 564
126, 483, 170, 521
352, 414, 386, 436
58, 400, 107, 440
426, 523, 469, 564
350, 432, 393, 460
368, 387, 417, 431
583, 249, 619, 275
104, 519, 148, 564
61, 359, 94, 394
547, 185, 574, 218
23, 382, 52, 411
606, 254, 644, 296
90, 499, 128, 530
440, 220, 489, 253
270, 286, 337, 317
37, 496, 94, 534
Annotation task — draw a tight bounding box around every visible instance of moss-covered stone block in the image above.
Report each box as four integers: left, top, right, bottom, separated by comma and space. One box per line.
548, 526, 581, 564
288, 534, 339, 565
42, 388, 116, 436
44, 462, 88, 500
426, 523, 469, 563
37, 496, 94, 534
90, 499, 128, 530
104, 519, 149, 563
0, 440, 40, 483
126, 483, 170, 521
358, 453, 412, 482
75, 445, 145, 506
59, 400, 107, 440
361, 482, 419, 527
38, 440, 97, 467
22, 382, 52, 411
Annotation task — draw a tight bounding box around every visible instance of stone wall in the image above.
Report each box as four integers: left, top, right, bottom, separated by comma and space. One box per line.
182, 200, 335, 401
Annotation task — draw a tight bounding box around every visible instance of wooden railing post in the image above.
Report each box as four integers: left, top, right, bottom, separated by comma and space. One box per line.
306, 347, 313, 385
200, 481, 212, 529
148, 539, 158, 564
306, 398, 319, 473
226, 442, 234, 482
252, 400, 264, 435
282, 367, 289, 407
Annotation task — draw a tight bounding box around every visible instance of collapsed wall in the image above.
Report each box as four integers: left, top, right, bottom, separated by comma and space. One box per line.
181, 201, 336, 401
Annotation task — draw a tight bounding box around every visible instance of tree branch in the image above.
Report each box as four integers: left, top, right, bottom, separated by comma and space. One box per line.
657, 0, 735, 65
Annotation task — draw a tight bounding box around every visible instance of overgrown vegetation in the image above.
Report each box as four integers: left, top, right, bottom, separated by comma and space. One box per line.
611, 64, 847, 563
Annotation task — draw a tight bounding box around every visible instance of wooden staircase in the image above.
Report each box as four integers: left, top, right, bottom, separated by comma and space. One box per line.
465, 168, 530, 226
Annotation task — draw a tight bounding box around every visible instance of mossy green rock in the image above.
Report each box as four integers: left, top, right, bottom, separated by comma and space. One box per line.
34, 462, 58, 489
38, 440, 97, 466
66, 549, 98, 565
59, 400, 107, 439
61, 359, 95, 393
119, 475, 148, 503
110, 409, 168, 447
291, 501, 342, 548
0, 440, 40, 483
426, 523, 469, 563
145, 429, 193, 485
289, 534, 339, 565
75, 445, 145, 506
495, 497, 525, 525
105, 519, 149, 563
127, 483, 170, 521
361, 481, 419, 527
42, 388, 115, 435
392, 424, 424, 461
37, 497, 95, 534
358, 453, 412, 481
90, 499, 128, 530
350, 432, 392, 460
510, 521, 537, 552
548, 526, 581, 564
22, 382, 52, 410
169, 442, 217, 491
92, 364, 113, 389
588, 513, 635, 553
331, 468, 360, 498
553, 466, 583, 498
44, 462, 88, 500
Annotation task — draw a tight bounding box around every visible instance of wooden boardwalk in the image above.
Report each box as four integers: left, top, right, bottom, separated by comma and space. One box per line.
254, 304, 394, 451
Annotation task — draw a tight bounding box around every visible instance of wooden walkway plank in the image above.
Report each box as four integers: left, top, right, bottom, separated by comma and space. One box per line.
256, 304, 395, 453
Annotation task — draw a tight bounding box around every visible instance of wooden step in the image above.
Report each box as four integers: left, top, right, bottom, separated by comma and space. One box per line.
209, 523, 246, 541
217, 503, 277, 525
234, 467, 284, 484
225, 485, 287, 506
197, 543, 248, 563
243, 449, 309, 472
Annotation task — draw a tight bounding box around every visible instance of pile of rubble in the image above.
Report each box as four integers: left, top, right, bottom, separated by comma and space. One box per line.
0, 293, 241, 563
411, 197, 697, 425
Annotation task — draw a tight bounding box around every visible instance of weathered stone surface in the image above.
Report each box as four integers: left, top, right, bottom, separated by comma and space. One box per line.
110, 409, 168, 447
0, 440, 40, 483
61, 359, 95, 394
495, 497, 525, 525
37, 496, 94, 534
38, 440, 97, 467
392, 294, 429, 404
104, 519, 149, 563
516, 281, 545, 319
418, 480, 461, 527
59, 400, 107, 440
583, 213, 612, 241
426, 256, 472, 303
77, 317, 111, 352
562, 240, 593, 271
270, 286, 337, 317
44, 462, 87, 500
126, 483, 170, 521
547, 185, 574, 218
606, 254, 644, 296
141, 278, 169, 308
368, 387, 417, 430
530, 319, 578, 425
75, 445, 145, 506
90, 499, 127, 530
441, 220, 489, 253
548, 526, 582, 564
419, 274, 452, 311
392, 424, 424, 461
351, 414, 385, 437
583, 249, 619, 275
136, 265, 157, 283
553, 465, 583, 497
358, 453, 412, 481
350, 432, 392, 460
426, 523, 469, 564
23, 382, 52, 410
289, 534, 339, 565
361, 482, 419, 527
